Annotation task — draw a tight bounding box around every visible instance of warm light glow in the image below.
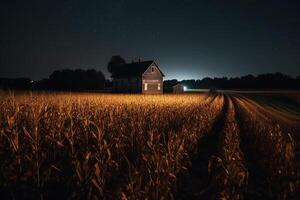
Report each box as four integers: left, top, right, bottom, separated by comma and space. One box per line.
158, 83, 161, 90
144, 83, 148, 91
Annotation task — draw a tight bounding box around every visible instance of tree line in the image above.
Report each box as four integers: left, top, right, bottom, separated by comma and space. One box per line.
164, 73, 300, 92
0, 55, 300, 91
0, 55, 126, 91
1, 72, 299, 91
0, 69, 106, 91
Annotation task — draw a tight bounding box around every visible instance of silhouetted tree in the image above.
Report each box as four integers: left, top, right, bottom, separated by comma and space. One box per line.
200, 77, 214, 88
163, 79, 179, 93
181, 79, 198, 89
107, 55, 126, 74
105, 79, 113, 88
162, 72, 300, 91
2, 72, 300, 91
0, 78, 32, 90
48, 69, 105, 91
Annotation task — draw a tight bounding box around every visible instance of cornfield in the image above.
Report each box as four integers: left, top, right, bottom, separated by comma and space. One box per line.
0, 92, 299, 199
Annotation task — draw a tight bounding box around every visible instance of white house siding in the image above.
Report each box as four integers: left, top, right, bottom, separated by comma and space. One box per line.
142, 64, 163, 94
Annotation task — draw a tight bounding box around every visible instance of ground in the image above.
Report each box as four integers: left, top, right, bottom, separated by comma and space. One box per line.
0, 91, 299, 199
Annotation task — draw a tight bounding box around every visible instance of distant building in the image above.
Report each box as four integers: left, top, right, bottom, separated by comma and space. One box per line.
173, 83, 184, 93
112, 60, 165, 94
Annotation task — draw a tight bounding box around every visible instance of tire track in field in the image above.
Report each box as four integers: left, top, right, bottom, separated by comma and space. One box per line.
232, 96, 271, 200
177, 95, 229, 200
208, 93, 218, 104
207, 96, 248, 199
239, 95, 300, 123
203, 93, 213, 102
238, 95, 300, 142
234, 96, 299, 199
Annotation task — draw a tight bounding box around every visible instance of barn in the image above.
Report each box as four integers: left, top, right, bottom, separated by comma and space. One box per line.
173, 83, 185, 93
112, 60, 165, 94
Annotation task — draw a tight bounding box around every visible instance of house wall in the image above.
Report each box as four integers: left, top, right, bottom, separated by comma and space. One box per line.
113, 77, 140, 93
112, 62, 164, 94
142, 64, 163, 94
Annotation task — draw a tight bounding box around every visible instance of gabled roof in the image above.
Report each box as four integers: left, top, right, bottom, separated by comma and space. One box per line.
112, 60, 165, 78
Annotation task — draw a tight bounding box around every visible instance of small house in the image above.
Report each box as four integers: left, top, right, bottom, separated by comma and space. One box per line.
173, 83, 185, 93
112, 60, 165, 94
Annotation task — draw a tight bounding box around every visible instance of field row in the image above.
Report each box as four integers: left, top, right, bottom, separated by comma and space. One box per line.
0, 93, 299, 199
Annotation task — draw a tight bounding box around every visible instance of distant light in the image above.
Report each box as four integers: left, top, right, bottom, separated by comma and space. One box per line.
30, 80, 34, 83
183, 86, 187, 91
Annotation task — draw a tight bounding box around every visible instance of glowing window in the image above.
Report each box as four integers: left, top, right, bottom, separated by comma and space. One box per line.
158, 83, 161, 90
144, 83, 148, 91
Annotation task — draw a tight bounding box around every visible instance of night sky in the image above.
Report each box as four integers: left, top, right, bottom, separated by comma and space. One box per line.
1, 0, 300, 80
